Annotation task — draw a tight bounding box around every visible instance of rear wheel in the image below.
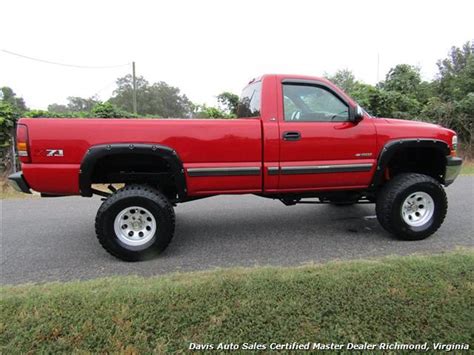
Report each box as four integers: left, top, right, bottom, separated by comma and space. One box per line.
376, 173, 447, 240
95, 184, 175, 261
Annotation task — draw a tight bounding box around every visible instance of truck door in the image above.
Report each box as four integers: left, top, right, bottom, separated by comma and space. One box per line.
277, 78, 377, 191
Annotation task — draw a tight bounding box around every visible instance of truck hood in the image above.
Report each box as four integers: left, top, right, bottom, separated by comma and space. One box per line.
380, 117, 442, 129
373, 117, 455, 147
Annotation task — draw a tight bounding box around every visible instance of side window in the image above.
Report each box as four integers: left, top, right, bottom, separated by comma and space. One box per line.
237, 81, 262, 118
283, 84, 349, 122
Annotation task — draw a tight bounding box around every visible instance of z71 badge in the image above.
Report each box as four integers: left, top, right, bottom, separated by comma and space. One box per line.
46, 149, 64, 157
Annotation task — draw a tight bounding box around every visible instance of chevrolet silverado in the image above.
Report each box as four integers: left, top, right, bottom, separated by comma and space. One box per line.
9, 74, 463, 260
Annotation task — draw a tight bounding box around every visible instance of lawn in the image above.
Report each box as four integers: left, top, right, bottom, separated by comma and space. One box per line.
461, 160, 474, 175
1, 250, 473, 353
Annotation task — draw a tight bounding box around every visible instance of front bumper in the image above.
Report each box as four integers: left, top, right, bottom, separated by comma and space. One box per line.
445, 156, 463, 186
8, 172, 31, 194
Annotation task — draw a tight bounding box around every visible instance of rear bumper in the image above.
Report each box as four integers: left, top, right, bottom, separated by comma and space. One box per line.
8, 172, 31, 194
445, 156, 463, 186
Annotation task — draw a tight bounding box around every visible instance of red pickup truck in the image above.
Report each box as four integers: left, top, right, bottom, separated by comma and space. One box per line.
9, 74, 462, 261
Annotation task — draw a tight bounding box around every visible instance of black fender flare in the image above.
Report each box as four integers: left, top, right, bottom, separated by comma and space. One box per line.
371, 138, 450, 188
79, 143, 187, 199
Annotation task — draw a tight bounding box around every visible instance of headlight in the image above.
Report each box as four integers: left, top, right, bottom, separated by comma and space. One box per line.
452, 135, 458, 150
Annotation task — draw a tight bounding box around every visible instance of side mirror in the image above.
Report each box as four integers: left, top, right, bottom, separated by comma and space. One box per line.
353, 105, 364, 122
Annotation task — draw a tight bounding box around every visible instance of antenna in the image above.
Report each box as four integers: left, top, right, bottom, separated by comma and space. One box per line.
377, 52, 380, 83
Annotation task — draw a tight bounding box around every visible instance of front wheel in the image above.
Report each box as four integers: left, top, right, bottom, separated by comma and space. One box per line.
376, 173, 447, 240
95, 184, 175, 261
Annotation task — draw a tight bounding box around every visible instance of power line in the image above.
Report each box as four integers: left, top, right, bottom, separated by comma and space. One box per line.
1, 49, 130, 69
92, 79, 121, 98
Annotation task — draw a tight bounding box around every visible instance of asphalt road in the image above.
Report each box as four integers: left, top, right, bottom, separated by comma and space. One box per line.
1, 176, 473, 284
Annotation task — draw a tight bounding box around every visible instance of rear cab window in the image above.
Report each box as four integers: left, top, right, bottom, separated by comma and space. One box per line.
237, 81, 262, 118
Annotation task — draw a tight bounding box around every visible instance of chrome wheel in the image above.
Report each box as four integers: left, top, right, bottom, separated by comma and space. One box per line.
401, 191, 434, 227
113, 206, 156, 246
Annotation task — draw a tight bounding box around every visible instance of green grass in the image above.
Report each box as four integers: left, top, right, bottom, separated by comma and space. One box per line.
461, 160, 474, 175
1, 251, 473, 353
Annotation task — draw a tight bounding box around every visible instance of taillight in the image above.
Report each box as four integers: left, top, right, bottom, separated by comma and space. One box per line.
16, 124, 30, 163
450, 135, 458, 156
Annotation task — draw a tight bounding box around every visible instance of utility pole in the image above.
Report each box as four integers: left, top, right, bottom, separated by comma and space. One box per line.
132, 61, 137, 114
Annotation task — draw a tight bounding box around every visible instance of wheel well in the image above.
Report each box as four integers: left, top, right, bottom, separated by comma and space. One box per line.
79, 144, 186, 200
385, 147, 446, 183
91, 153, 178, 199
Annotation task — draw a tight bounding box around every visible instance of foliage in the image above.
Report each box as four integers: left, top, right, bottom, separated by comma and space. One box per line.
1, 87, 27, 113
436, 42, 474, 101
326, 41, 473, 152
1, 251, 472, 353
431, 41, 473, 147
91, 102, 136, 118
0, 95, 22, 173
326, 69, 358, 93
24, 110, 64, 118
0, 87, 26, 172
192, 103, 232, 118
0, 103, 19, 131
379, 64, 422, 96
420, 94, 473, 145
110, 75, 192, 117
0, 40, 471, 160
48, 96, 99, 113
66, 96, 99, 112
217, 92, 239, 116
26, 103, 136, 119
46, 103, 69, 113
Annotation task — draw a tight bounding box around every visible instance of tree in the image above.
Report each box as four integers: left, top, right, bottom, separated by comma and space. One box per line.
48, 96, 99, 114
374, 64, 433, 118
326, 70, 402, 117
66, 96, 99, 112
47, 103, 69, 114
147, 81, 192, 118
0, 102, 20, 174
24, 110, 63, 118
1, 87, 27, 113
109, 74, 148, 114
192, 104, 229, 118
217, 92, 239, 116
326, 69, 357, 93
348, 82, 374, 108
91, 102, 135, 118
436, 41, 473, 101
428, 42, 473, 149
0, 88, 26, 174
110, 75, 192, 117
379, 64, 422, 96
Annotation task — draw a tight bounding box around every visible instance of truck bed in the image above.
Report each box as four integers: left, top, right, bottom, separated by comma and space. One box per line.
21, 118, 263, 195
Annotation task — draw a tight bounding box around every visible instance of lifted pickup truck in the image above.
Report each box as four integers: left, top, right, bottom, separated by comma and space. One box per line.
10, 74, 462, 261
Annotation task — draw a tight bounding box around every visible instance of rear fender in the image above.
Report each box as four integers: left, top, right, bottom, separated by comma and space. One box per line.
79, 143, 187, 199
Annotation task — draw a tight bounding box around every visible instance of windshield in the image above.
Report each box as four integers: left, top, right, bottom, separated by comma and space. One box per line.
237, 81, 261, 118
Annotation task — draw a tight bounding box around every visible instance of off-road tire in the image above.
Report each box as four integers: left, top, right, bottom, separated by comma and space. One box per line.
95, 184, 175, 261
376, 173, 447, 240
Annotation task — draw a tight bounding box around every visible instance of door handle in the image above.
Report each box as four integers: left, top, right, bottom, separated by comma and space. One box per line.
283, 131, 301, 141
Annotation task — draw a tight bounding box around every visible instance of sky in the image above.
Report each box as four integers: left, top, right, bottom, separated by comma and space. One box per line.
1, 0, 472, 110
